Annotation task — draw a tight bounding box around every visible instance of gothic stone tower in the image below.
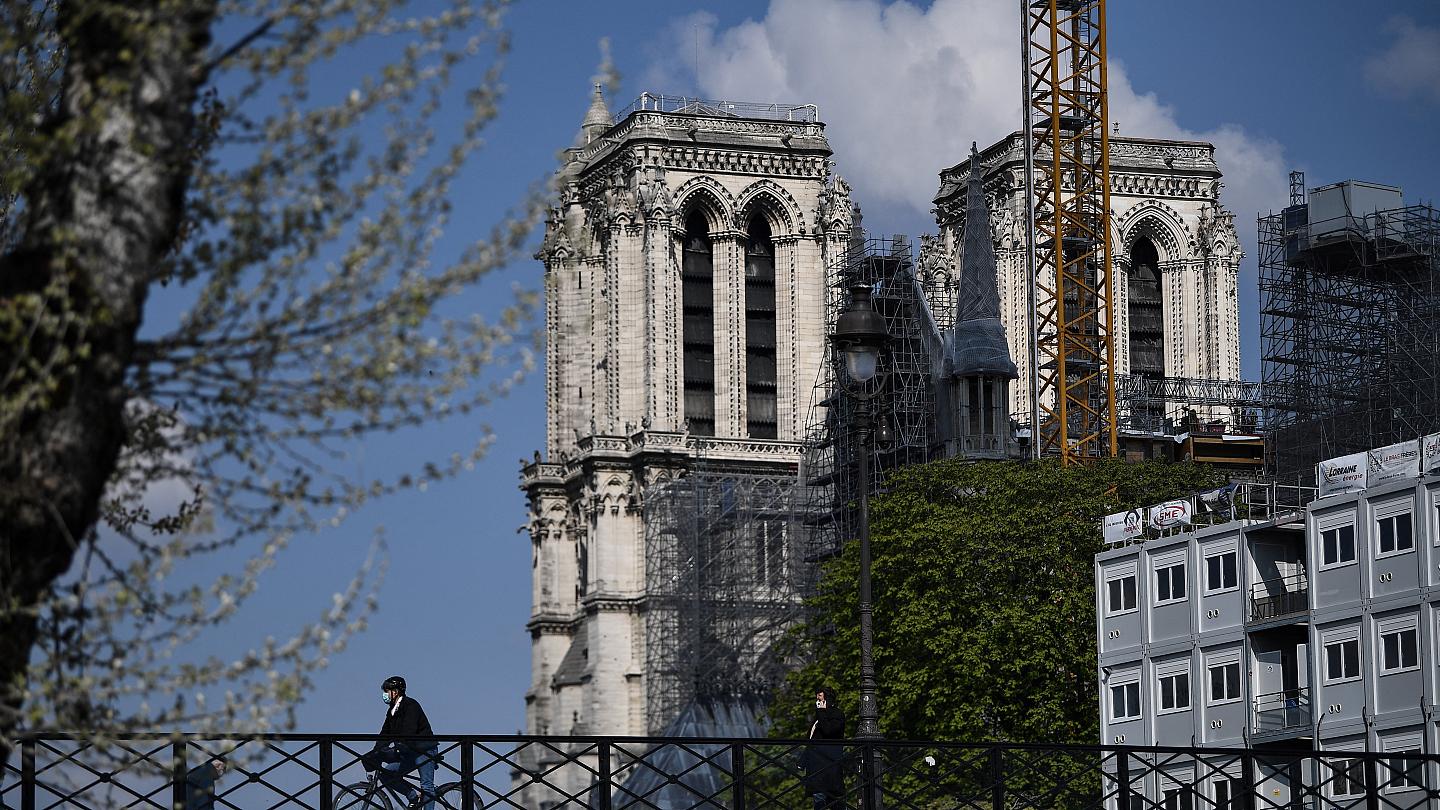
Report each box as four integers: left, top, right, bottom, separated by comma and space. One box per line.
929, 134, 1243, 425
519, 88, 849, 768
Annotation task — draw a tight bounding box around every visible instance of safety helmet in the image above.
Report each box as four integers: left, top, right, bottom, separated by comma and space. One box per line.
381, 675, 406, 694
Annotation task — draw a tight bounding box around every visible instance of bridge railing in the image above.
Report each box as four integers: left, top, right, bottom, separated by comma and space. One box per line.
5, 733, 1440, 809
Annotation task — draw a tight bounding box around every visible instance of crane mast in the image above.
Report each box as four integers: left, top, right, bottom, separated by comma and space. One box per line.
1021, 0, 1118, 463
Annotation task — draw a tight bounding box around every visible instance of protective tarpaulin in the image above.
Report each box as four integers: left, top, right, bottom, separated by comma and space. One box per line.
603, 698, 766, 809
945, 143, 1017, 379
949, 316, 1017, 378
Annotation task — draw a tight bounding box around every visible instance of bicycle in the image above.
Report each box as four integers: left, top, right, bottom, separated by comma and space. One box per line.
336, 768, 486, 809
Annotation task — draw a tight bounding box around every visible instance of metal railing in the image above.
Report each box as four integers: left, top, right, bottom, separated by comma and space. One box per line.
1249, 572, 1310, 622
1101, 482, 1319, 548
10, 733, 1440, 809
612, 94, 819, 123
1253, 688, 1312, 735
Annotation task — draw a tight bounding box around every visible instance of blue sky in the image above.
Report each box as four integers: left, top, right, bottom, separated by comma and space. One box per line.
149, 1, 1440, 736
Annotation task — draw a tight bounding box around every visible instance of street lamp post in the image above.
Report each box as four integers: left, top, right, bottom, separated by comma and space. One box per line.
832, 284, 891, 809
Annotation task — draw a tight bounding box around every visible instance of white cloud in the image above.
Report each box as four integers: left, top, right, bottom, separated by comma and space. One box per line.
642, 0, 1288, 239
1365, 16, 1440, 105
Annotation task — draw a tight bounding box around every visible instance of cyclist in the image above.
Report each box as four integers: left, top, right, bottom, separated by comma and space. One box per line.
363, 675, 438, 809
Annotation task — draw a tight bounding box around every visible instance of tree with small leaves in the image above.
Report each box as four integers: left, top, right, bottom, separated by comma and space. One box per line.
769, 458, 1222, 803
1, 0, 542, 759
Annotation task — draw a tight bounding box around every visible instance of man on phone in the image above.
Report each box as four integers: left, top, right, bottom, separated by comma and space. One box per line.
802, 686, 846, 809
184, 755, 227, 809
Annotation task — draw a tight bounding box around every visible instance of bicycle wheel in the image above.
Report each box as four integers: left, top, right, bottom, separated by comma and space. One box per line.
434, 781, 486, 809
336, 781, 392, 810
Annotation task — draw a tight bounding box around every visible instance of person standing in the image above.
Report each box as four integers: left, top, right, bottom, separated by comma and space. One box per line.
802, 687, 846, 809
184, 755, 227, 809
364, 675, 438, 809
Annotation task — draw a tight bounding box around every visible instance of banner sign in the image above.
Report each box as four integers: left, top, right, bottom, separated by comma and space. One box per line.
1103, 509, 1145, 545
1317, 452, 1367, 497
1425, 432, 1440, 476
1367, 440, 1420, 487
1197, 484, 1238, 521
1148, 499, 1193, 531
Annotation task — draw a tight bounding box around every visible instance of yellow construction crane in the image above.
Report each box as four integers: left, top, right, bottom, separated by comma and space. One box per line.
1021, 0, 1119, 463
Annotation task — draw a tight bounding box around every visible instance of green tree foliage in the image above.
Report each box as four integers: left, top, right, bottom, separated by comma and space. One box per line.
772, 458, 1222, 744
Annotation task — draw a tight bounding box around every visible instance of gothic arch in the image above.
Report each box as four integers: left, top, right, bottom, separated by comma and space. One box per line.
543, 502, 568, 531
735, 180, 805, 236
1116, 201, 1192, 264
672, 176, 736, 232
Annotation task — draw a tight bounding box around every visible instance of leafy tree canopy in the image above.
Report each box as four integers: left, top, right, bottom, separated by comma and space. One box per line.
771, 458, 1223, 744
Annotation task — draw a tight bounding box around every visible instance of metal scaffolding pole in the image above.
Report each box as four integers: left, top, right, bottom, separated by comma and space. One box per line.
1260, 180, 1440, 483
641, 466, 812, 733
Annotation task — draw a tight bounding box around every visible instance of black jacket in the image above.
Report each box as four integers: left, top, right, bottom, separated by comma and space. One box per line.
184, 762, 221, 809
802, 687, 847, 796
374, 695, 434, 754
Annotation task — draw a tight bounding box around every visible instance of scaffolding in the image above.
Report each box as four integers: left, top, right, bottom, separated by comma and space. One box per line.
1260, 177, 1440, 483
641, 467, 812, 734
799, 236, 948, 563
1115, 373, 1263, 435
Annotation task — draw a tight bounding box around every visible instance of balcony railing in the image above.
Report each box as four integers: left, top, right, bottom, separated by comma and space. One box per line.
1254, 687, 1312, 734
1249, 572, 1310, 622
1098, 482, 1319, 548
613, 93, 820, 122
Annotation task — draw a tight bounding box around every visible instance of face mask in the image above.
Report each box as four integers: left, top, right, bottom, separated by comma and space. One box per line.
381, 692, 392, 705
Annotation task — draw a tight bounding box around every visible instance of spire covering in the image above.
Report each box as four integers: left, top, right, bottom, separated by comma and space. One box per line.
945, 143, 1017, 378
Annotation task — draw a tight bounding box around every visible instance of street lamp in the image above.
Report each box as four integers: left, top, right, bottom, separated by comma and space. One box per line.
831, 284, 890, 748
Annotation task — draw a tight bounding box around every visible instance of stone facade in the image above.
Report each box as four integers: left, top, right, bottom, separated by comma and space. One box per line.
932, 133, 1243, 423
519, 89, 850, 801
518, 92, 1247, 802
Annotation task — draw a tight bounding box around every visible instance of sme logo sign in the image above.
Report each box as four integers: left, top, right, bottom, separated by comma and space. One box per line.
1147, 500, 1192, 530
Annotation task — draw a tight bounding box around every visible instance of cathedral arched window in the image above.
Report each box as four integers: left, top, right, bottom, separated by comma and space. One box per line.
745, 214, 778, 439
682, 210, 716, 436
576, 537, 588, 598
1127, 236, 1165, 425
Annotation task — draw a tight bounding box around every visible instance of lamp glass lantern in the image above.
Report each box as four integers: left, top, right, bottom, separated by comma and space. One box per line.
833, 285, 890, 388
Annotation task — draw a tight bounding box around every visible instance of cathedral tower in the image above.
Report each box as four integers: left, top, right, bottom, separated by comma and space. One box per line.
519, 89, 849, 789
930, 134, 1243, 428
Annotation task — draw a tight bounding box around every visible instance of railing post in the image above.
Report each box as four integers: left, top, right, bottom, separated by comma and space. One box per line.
1365, 753, 1380, 810
1116, 748, 1131, 810
597, 741, 613, 810
730, 743, 747, 810
319, 738, 333, 810
858, 741, 874, 810
461, 739, 474, 810
989, 746, 1005, 810
20, 737, 36, 810
1241, 751, 1256, 810
171, 736, 187, 810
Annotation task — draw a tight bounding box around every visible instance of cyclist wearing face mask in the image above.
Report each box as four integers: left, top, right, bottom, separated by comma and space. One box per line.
363, 675, 438, 809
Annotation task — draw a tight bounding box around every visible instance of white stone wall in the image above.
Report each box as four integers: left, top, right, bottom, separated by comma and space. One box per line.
521, 102, 836, 802
933, 135, 1244, 423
